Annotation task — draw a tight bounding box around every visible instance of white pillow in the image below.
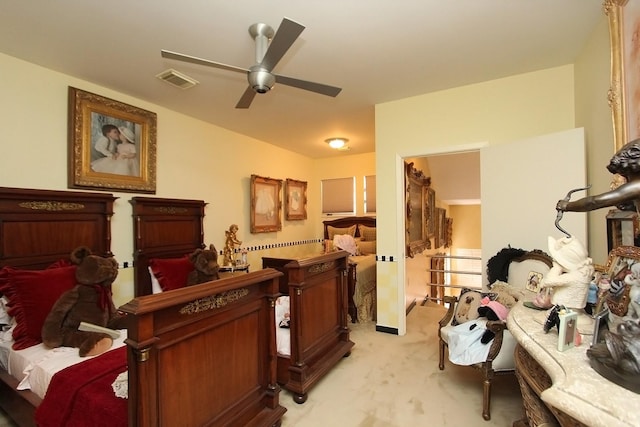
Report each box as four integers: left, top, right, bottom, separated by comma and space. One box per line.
148, 267, 163, 294
0, 296, 12, 325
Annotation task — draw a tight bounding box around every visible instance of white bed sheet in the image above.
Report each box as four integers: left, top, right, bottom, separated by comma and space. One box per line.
5, 331, 127, 399
275, 296, 290, 356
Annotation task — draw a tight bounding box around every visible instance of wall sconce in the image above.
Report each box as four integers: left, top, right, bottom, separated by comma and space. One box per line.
325, 138, 349, 149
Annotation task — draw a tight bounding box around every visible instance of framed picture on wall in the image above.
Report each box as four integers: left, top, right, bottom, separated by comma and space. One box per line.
285, 178, 307, 220
250, 174, 282, 233
68, 87, 157, 193
607, 0, 640, 151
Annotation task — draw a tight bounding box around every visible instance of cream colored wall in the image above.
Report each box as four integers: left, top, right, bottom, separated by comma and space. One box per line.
450, 205, 481, 249
376, 65, 581, 334
0, 52, 321, 306
574, 16, 615, 265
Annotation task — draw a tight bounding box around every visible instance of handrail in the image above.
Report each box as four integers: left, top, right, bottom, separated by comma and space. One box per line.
424, 253, 482, 304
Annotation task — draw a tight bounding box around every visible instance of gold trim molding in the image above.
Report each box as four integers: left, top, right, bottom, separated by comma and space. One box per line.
19, 201, 85, 211
154, 206, 188, 214
180, 289, 249, 314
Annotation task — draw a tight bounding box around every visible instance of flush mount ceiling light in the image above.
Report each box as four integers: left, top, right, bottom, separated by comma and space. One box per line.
325, 138, 349, 149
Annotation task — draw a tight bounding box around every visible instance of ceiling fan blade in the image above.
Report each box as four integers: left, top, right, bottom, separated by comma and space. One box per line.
161, 50, 248, 74
275, 74, 342, 97
235, 86, 257, 108
259, 18, 305, 71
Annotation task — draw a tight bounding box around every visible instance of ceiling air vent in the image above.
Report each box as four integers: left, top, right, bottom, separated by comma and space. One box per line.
156, 69, 199, 89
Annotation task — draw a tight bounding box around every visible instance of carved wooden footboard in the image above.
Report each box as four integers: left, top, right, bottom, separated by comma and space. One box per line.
121, 269, 287, 426
263, 251, 354, 404
0, 188, 286, 427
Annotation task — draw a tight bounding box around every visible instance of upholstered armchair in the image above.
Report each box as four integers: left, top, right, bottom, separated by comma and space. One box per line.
437, 249, 553, 420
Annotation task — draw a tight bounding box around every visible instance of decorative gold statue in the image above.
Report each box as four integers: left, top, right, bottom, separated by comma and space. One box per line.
223, 224, 242, 266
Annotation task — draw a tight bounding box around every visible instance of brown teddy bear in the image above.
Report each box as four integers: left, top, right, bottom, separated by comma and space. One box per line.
186, 244, 220, 285
41, 246, 127, 357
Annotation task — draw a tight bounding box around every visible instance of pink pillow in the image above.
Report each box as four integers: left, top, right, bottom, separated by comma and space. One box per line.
0, 262, 77, 350
148, 257, 193, 291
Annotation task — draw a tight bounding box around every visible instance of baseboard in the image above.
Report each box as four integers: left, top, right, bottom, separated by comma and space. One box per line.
375, 325, 399, 335
406, 299, 416, 315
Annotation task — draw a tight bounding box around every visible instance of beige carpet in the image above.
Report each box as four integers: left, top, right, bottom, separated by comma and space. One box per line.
0, 304, 523, 426
279, 303, 524, 426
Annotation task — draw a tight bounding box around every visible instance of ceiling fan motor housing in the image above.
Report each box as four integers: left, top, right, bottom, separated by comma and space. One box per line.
248, 65, 275, 93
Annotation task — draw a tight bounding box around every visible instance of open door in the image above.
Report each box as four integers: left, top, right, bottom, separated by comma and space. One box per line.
480, 128, 587, 286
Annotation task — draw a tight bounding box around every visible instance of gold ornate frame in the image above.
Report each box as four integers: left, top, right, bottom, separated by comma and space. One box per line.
68, 87, 157, 193
250, 174, 282, 233
601, 245, 640, 314
285, 178, 307, 220
405, 161, 431, 257
606, 0, 639, 151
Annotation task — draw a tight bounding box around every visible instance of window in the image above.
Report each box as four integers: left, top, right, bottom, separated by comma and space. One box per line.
364, 175, 376, 213
322, 177, 355, 215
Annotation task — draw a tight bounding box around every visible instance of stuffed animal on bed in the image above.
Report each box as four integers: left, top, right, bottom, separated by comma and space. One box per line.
186, 244, 220, 285
41, 246, 127, 357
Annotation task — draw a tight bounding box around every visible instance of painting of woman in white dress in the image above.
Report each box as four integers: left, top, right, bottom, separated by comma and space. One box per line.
91, 126, 140, 177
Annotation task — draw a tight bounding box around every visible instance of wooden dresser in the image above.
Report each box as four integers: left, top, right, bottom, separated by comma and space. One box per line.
507, 302, 640, 427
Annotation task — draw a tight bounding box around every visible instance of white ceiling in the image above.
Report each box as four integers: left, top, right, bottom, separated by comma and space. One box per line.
0, 1, 604, 162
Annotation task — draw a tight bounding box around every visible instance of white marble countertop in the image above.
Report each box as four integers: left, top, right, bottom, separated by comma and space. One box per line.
507, 302, 640, 427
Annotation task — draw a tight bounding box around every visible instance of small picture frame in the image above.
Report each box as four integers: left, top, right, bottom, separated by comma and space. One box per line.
591, 307, 609, 347
285, 178, 307, 220
557, 310, 578, 352
250, 174, 282, 233
526, 271, 543, 292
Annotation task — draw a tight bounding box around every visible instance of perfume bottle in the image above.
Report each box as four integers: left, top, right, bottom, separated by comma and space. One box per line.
241, 249, 247, 265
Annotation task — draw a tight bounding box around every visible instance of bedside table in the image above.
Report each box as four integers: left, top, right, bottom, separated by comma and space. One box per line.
219, 263, 250, 273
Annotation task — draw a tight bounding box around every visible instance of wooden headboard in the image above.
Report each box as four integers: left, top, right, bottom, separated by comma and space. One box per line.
0, 187, 116, 269
0, 187, 116, 427
323, 216, 376, 239
130, 196, 206, 297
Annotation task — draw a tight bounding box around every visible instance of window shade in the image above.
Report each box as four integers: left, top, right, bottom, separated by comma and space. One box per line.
365, 175, 376, 213
322, 177, 355, 214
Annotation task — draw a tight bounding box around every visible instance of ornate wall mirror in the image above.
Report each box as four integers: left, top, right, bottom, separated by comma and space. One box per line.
405, 161, 431, 257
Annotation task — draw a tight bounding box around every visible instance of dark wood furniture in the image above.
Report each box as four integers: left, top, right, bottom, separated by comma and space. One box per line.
438, 249, 554, 421
262, 250, 355, 404
346, 261, 357, 322
323, 216, 377, 323
0, 188, 286, 427
121, 269, 287, 426
130, 196, 206, 297
0, 187, 116, 426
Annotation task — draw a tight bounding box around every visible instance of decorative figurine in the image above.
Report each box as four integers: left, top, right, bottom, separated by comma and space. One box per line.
587, 318, 640, 393
556, 138, 640, 215
540, 235, 595, 334
223, 224, 242, 266
553, 139, 640, 390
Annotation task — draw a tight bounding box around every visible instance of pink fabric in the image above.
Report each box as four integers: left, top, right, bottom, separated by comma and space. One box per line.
481, 300, 509, 321
333, 234, 358, 255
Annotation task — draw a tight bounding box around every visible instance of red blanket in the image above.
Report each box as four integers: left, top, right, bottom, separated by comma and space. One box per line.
34, 346, 128, 427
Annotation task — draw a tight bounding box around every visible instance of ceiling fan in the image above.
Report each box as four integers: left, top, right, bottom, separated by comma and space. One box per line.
161, 17, 342, 109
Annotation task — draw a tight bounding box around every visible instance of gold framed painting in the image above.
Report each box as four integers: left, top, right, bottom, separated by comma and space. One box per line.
285, 178, 307, 220
68, 87, 157, 193
250, 174, 282, 233
607, 0, 640, 151
601, 245, 640, 317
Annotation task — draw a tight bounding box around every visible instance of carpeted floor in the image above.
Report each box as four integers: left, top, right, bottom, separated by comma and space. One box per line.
0, 303, 524, 426
279, 302, 524, 426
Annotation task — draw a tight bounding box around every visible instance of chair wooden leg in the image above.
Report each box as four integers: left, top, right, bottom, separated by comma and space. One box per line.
438, 340, 445, 370
482, 377, 492, 421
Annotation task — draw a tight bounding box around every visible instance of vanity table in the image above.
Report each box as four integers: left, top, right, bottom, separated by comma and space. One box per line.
507, 302, 640, 427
